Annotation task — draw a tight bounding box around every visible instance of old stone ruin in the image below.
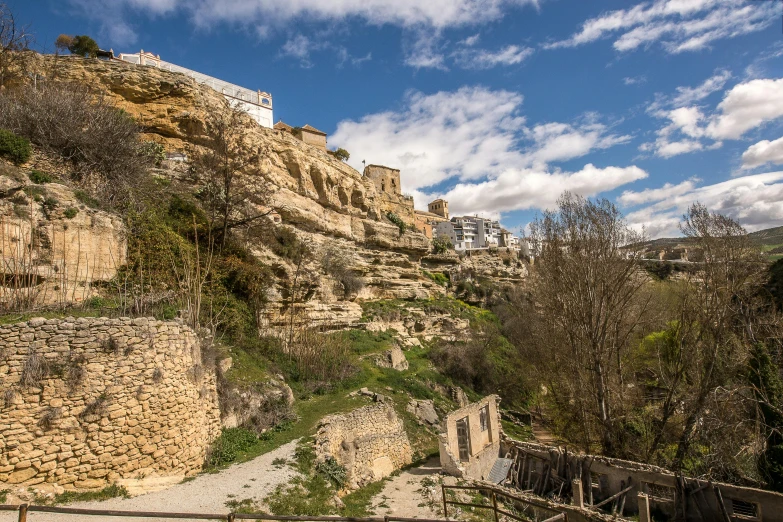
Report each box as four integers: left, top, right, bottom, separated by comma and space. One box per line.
439, 395, 783, 522
0, 317, 221, 495
315, 401, 413, 491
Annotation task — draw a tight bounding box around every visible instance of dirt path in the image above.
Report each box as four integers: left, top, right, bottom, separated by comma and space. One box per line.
369, 457, 445, 518
1, 439, 300, 522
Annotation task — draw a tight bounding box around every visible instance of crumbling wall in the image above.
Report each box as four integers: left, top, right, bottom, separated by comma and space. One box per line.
315, 402, 412, 490
0, 317, 221, 493
440, 395, 501, 481
503, 439, 783, 522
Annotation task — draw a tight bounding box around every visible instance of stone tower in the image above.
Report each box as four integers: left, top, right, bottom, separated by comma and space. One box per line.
428, 199, 449, 219
363, 164, 401, 196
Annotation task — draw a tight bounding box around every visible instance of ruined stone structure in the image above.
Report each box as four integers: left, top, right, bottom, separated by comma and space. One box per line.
0, 317, 221, 493
316, 402, 413, 490
440, 395, 501, 480
499, 439, 783, 521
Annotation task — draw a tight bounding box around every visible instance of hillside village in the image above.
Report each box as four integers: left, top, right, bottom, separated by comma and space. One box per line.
1, 19, 783, 522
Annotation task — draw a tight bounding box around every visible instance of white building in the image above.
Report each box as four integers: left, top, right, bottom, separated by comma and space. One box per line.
434, 216, 510, 251
114, 50, 273, 128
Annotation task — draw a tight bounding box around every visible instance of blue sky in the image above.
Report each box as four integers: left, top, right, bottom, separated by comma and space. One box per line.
14, 0, 783, 237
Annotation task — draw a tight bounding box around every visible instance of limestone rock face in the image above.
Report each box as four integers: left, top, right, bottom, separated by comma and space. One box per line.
372, 345, 409, 371
0, 166, 126, 307
407, 399, 440, 426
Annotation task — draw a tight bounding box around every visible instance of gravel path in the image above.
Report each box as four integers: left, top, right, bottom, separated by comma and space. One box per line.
1, 439, 300, 522
370, 457, 444, 519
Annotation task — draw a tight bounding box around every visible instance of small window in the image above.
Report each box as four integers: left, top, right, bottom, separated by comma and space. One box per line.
479, 405, 489, 431
730, 498, 759, 520
262, 98, 271, 105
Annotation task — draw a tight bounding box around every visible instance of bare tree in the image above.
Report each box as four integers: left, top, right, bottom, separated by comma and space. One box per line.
191, 102, 275, 250
0, 3, 32, 88
527, 193, 649, 456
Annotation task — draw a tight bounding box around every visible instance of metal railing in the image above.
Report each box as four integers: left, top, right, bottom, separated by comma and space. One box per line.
441, 485, 567, 522
0, 504, 451, 522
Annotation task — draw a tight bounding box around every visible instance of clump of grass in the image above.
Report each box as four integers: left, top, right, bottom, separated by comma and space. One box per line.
100, 336, 119, 354
0, 489, 8, 503
80, 393, 110, 421
52, 484, 129, 505
65, 355, 87, 392
28, 170, 52, 184
39, 407, 62, 430
63, 207, 78, 219
225, 497, 259, 513
74, 190, 100, 209
152, 367, 164, 383
207, 427, 259, 468
21, 349, 46, 388
2, 388, 18, 407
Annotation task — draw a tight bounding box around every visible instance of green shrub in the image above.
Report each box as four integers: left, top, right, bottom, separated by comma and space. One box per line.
28, 170, 52, 184
386, 211, 407, 235
316, 456, 347, 489
423, 270, 449, 286
64, 207, 78, 219
74, 190, 100, 209
0, 129, 31, 165
432, 235, 453, 254
68, 35, 99, 58
53, 484, 129, 505
208, 427, 259, 467
140, 141, 166, 167
328, 148, 350, 162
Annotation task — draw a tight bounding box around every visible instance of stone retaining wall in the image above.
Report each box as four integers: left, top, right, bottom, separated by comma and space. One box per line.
0, 317, 221, 493
316, 402, 412, 490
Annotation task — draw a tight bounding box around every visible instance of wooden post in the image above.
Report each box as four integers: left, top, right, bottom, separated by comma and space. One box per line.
442, 485, 448, 518
638, 493, 651, 522
491, 491, 499, 522
17, 504, 28, 522
572, 479, 584, 508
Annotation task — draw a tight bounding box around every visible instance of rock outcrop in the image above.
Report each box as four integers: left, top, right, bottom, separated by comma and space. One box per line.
0, 165, 126, 308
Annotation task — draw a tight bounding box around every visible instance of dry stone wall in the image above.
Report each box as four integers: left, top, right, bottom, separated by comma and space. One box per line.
0, 317, 221, 493
315, 402, 412, 490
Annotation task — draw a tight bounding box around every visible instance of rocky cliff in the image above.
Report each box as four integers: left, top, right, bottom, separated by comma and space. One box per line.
19, 55, 526, 330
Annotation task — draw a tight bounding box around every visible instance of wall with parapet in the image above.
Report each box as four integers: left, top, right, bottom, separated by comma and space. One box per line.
0, 317, 221, 494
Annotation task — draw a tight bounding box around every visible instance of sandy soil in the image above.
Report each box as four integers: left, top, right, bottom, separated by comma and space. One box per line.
370, 457, 446, 519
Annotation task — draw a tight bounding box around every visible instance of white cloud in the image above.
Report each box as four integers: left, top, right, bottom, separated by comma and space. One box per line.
437, 164, 648, 218
403, 31, 448, 70
71, 0, 538, 43
332, 87, 527, 190
705, 78, 783, 140
460, 34, 481, 46
618, 179, 698, 206
670, 69, 731, 107
643, 74, 783, 158
623, 76, 647, 86
546, 0, 778, 55
742, 137, 783, 169
453, 44, 534, 69
331, 87, 640, 218
623, 171, 783, 237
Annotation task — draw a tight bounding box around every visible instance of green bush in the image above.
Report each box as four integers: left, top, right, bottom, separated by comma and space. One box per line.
140, 141, 165, 167
29, 170, 52, 184
64, 207, 78, 219
423, 270, 449, 286
74, 190, 100, 209
328, 147, 350, 162
0, 129, 31, 165
208, 427, 259, 467
432, 235, 453, 254
386, 211, 406, 235
68, 35, 99, 58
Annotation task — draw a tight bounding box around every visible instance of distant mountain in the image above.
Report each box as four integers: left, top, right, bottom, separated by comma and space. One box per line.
630, 224, 783, 261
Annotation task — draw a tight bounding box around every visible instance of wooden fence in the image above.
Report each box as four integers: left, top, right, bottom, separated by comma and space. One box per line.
441, 484, 567, 522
